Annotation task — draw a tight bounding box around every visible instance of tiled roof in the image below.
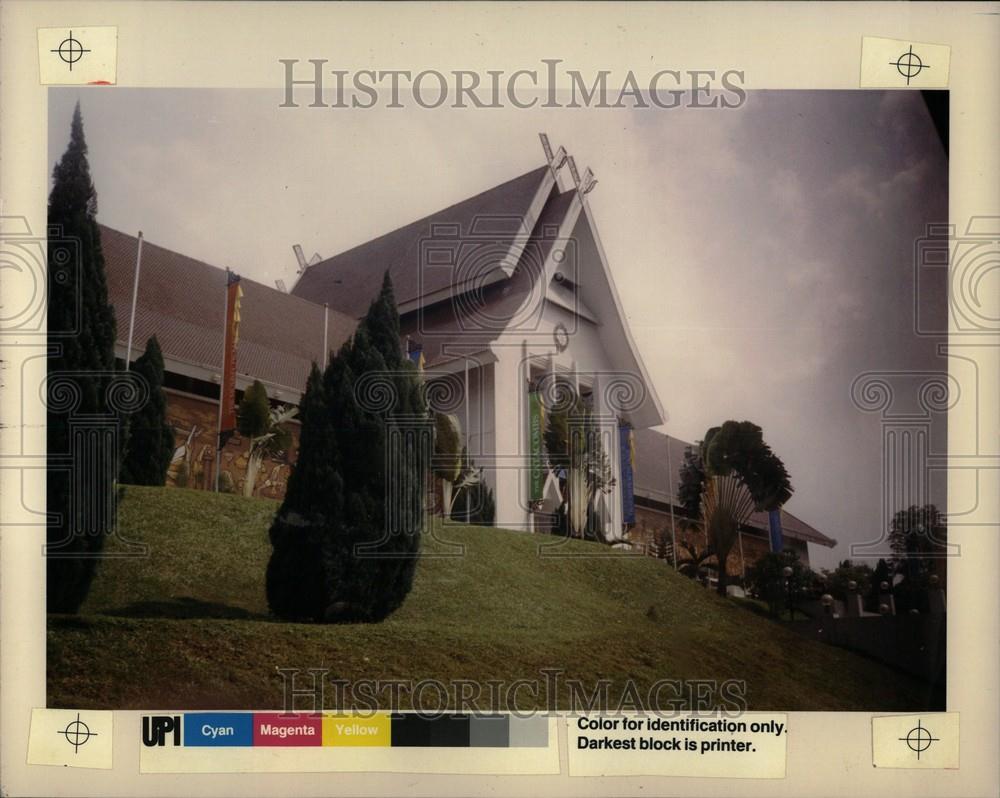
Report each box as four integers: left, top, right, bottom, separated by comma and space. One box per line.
100, 225, 357, 393
631, 427, 836, 548
631, 426, 691, 507
291, 166, 551, 317
407, 186, 579, 367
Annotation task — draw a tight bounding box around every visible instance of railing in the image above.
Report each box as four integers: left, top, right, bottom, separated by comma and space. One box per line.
626, 538, 675, 565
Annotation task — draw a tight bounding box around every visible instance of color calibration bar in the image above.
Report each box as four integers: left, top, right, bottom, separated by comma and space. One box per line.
144, 713, 549, 748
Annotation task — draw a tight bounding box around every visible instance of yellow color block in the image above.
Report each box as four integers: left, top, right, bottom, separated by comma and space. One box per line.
322, 714, 390, 747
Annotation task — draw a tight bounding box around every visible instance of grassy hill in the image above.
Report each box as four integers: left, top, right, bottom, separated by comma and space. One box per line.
48, 485, 936, 710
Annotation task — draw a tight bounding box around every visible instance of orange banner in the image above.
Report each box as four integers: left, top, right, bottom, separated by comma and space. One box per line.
219, 272, 242, 446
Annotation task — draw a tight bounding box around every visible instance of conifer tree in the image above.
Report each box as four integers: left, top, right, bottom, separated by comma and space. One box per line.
266, 364, 337, 620
120, 336, 174, 486
266, 274, 428, 622
47, 103, 119, 613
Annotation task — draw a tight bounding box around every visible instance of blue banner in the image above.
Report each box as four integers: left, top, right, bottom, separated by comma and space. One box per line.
768, 509, 784, 552
619, 424, 635, 525
407, 343, 424, 369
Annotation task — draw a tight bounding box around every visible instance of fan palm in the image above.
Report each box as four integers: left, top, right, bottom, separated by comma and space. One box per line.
680, 421, 793, 595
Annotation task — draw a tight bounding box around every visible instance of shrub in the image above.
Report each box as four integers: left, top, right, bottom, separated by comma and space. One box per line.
120, 336, 175, 486
746, 550, 812, 618
819, 559, 873, 603
266, 273, 428, 622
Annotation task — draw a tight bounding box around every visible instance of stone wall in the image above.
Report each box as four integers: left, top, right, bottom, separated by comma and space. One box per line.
162, 388, 300, 500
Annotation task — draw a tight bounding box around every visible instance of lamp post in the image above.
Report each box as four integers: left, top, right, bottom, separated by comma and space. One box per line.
879, 579, 893, 616
820, 593, 834, 615
843, 579, 858, 617
782, 565, 794, 621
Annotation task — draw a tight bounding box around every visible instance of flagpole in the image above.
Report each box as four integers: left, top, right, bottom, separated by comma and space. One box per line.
464, 358, 470, 523
323, 303, 329, 366
124, 231, 143, 369
215, 268, 230, 493
665, 434, 678, 569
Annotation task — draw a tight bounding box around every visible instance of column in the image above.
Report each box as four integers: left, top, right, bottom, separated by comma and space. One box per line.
491, 348, 527, 531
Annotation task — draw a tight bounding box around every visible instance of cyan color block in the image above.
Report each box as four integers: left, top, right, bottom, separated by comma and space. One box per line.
183, 712, 253, 746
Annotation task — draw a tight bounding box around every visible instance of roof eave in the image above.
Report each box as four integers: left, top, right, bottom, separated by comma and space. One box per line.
396, 166, 557, 315
576, 197, 666, 428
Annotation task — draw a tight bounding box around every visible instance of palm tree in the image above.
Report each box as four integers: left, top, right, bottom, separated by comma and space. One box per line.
679, 421, 792, 595
543, 387, 614, 539
675, 537, 718, 584
243, 404, 297, 497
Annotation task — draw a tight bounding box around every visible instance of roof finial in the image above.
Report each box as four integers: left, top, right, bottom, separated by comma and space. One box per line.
539, 132, 554, 162
293, 244, 323, 275
566, 155, 581, 189
539, 132, 568, 173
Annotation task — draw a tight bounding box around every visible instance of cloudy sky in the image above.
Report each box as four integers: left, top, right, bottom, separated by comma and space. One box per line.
49, 87, 948, 570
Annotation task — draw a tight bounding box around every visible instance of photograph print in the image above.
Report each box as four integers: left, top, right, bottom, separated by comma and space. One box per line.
44, 83, 950, 713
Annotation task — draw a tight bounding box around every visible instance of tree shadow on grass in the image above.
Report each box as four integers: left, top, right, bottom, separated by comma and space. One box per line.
100, 596, 270, 621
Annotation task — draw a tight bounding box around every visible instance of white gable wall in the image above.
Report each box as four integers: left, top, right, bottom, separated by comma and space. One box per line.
485, 301, 626, 536
422, 178, 663, 537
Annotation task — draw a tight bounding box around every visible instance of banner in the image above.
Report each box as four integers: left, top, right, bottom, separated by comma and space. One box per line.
768, 509, 784, 553
407, 342, 425, 370
619, 424, 636, 525
528, 391, 545, 503
218, 271, 243, 447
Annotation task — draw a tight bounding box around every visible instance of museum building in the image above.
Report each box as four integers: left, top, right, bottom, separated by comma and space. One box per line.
101, 137, 834, 566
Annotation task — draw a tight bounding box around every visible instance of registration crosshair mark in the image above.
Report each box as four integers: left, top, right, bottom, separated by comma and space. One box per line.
50, 31, 91, 72
58, 713, 98, 753
889, 46, 931, 86
898, 719, 939, 761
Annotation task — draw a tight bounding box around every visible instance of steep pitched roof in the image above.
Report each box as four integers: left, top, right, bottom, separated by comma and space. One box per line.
100, 225, 356, 394
631, 427, 836, 548
291, 166, 551, 317
409, 186, 579, 368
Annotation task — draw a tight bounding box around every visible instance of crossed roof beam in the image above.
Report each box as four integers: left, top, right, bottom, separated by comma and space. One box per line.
539, 132, 598, 195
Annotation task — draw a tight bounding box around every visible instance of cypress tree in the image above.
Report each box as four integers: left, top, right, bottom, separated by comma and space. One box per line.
47, 103, 119, 613
265, 274, 428, 622
120, 336, 174, 486
266, 364, 339, 621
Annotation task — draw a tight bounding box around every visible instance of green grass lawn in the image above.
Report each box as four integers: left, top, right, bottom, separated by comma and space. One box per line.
48, 485, 938, 711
